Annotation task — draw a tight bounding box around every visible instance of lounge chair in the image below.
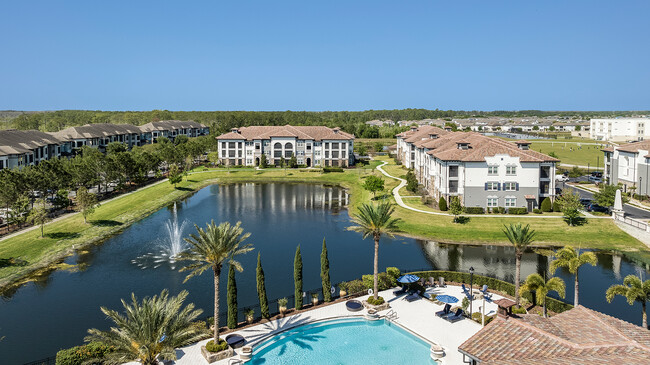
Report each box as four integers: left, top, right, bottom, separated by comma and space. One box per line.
479, 285, 492, 299
393, 285, 407, 296
445, 309, 465, 323
435, 304, 451, 317
428, 277, 435, 287
438, 277, 446, 287
420, 278, 426, 287
404, 292, 419, 302
462, 284, 472, 299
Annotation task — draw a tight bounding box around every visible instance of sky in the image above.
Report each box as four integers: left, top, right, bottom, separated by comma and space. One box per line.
1, 0, 649, 111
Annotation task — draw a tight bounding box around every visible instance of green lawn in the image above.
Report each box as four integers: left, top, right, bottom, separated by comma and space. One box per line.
529, 140, 607, 167
1, 158, 648, 289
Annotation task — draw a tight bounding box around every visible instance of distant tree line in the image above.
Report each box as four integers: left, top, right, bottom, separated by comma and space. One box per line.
7, 109, 647, 137
0, 135, 216, 228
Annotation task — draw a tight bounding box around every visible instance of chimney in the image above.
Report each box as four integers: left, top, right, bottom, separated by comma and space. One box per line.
333, 127, 340, 134
494, 298, 517, 319
429, 133, 438, 139
444, 126, 452, 131
456, 141, 470, 150
410, 126, 417, 132
515, 140, 531, 150
231, 128, 239, 134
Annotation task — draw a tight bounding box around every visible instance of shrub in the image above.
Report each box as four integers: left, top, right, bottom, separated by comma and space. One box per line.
471, 312, 495, 325
511, 307, 527, 314
541, 197, 552, 212
461, 297, 470, 311
485, 207, 491, 214
56, 342, 115, 365
552, 201, 562, 212
366, 296, 385, 305
492, 207, 506, 214
533, 208, 542, 214
362, 272, 394, 291
507, 207, 528, 215
386, 267, 401, 283
438, 197, 447, 211
205, 339, 229, 353
341, 279, 366, 295
421, 195, 433, 206
463, 207, 485, 214
323, 167, 344, 173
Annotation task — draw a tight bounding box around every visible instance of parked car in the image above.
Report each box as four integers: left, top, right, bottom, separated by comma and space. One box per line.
555, 175, 568, 182
591, 171, 603, 178
588, 175, 602, 183
580, 198, 592, 208
587, 203, 609, 213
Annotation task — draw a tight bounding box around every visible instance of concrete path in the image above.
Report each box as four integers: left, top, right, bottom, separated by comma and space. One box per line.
375, 161, 607, 219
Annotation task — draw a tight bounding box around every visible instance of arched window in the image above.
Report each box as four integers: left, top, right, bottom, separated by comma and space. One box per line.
284, 142, 293, 158
274, 142, 283, 158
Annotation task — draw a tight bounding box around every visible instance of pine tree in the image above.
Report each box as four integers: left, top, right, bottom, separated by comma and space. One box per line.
321, 239, 332, 302
256, 252, 270, 318
227, 264, 238, 329
294, 245, 303, 310
438, 196, 447, 211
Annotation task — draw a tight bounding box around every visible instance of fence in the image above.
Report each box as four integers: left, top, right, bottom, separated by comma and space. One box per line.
613, 211, 649, 232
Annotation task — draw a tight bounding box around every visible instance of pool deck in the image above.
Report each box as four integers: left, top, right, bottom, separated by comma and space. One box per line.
157, 285, 504, 365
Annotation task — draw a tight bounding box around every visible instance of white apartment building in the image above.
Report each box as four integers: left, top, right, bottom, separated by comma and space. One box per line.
397, 126, 558, 211
216, 125, 354, 167
590, 117, 650, 142
602, 140, 650, 196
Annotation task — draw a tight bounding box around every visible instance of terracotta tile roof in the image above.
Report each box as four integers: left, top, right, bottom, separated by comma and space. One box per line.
215, 125, 354, 141
613, 140, 650, 153
401, 126, 449, 143
459, 306, 650, 364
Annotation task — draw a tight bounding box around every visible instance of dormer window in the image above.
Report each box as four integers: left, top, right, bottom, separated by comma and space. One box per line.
457, 142, 470, 150
516, 140, 531, 150
429, 134, 438, 139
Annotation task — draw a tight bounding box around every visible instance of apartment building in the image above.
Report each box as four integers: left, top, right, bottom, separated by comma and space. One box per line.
590, 117, 650, 142
396, 126, 558, 211
602, 140, 650, 195
0, 129, 67, 169
216, 125, 354, 167
139, 120, 210, 144
53, 123, 144, 153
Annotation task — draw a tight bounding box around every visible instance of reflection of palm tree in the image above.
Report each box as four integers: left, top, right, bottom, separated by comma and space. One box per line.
502, 223, 536, 308
447, 245, 460, 272
178, 221, 254, 345
606, 275, 650, 329
521, 273, 565, 318
85, 290, 205, 365
348, 202, 400, 301
550, 246, 597, 307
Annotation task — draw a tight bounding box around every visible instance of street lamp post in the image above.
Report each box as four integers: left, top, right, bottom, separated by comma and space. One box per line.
469, 266, 474, 317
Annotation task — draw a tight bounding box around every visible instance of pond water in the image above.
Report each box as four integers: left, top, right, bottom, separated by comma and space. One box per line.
0, 183, 648, 364
482, 132, 546, 139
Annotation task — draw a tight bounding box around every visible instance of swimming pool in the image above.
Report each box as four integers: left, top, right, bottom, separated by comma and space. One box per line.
250, 318, 436, 364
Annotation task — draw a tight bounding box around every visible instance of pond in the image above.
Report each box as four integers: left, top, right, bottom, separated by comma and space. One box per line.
0, 183, 648, 364
482, 132, 546, 140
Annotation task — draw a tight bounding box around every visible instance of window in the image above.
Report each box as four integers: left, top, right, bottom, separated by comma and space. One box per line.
504, 182, 517, 191
487, 198, 498, 207
331, 142, 339, 149
486, 182, 499, 191
449, 166, 459, 178
488, 166, 498, 175
315, 150, 321, 156
505, 198, 516, 207
332, 151, 339, 158
297, 141, 304, 147
449, 180, 458, 193
325, 143, 330, 149
246, 150, 252, 155
228, 142, 235, 148
228, 150, 236, 158
255, 144, 260, 150
506, 166, 517, 175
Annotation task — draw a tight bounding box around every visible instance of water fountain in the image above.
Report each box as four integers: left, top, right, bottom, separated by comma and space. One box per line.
132, 202, 188, 269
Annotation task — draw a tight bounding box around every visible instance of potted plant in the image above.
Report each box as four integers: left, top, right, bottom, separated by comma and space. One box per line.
244, 308, 254, 324
339, 282, 347, 297
278, 297, 288, 315
311, 293, 319, 306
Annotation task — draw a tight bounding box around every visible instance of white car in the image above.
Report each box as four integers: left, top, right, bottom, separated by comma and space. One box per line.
555, 175, 568, 182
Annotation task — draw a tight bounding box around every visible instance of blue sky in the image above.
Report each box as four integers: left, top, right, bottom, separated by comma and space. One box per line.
1, 0, 648, 111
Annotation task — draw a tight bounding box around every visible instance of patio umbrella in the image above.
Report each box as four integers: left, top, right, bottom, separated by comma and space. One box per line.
397, 274, 420, 283
435, 295, 459, 304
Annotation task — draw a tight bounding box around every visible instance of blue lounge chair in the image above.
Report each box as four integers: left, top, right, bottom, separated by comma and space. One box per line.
462, 284, 472, 299
404, 293, 419, 302
435, 304, 451, 317
479, 285, 492, 299
445, 309, 465, 323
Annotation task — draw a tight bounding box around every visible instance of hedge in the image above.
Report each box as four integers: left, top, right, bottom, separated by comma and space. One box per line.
322, 167, 344, 173
408, 270, 573, 314
507, 207, 528, 215
463, 207, 485, 214
56, 342, 115, 365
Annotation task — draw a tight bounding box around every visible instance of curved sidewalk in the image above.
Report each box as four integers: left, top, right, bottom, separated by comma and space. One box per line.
375, 161, 608, 219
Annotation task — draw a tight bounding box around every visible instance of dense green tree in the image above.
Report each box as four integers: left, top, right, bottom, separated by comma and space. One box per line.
85, 289, 205, 365
520, 273, 566, 318
557, 189, 582, 226
294, 245, 303, 310
321, 238, 332, 302
550, 246, 597, 306
540, 197, 552, 212
503, 223, 536, 307
405, 170, 418, 193
227, 264, 238, 329
438, 196, 448, 211
348, 202, 401, 301
289, 154, 298, 168
178, 221, 253, 344
594, 183, 629, 208
106, 142, 127, 154
606, 275, 650, 328
259, 154, 268, 168
449, 196, 464, 223
76, 187, 99, 223
362, 175, 385, 199
256, 253, 270, 318
29, 198, 49, 237
8, 195, 30, 228
168, 164, 183, 188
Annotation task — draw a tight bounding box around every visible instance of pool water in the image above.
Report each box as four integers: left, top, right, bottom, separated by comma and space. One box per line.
250, 318, 435, 364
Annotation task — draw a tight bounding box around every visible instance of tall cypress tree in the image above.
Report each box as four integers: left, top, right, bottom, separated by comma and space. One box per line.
294, 245, 303, 310
321, 238, 332, 302
227, 264, 238, 329
256, 252, 270, 318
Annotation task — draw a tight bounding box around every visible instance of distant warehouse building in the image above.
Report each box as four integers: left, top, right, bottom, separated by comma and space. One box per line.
396, 126, 558, 211
216, 125, 354, 167
590, 117, 650, 142
602, 140, 650, 195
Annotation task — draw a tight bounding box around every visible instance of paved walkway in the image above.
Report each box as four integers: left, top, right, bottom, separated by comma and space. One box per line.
375, 161, 608, 219
146, 285, 499, 365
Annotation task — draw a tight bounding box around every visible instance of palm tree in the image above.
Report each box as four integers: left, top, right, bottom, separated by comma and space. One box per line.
520, 273, 566, 318
85, 289, 206, 365
606, 274, 650, 329
502, 223, 536, 307
178, 221, 254, 346
348, 202, 401, 301
549, 246, 597, 307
